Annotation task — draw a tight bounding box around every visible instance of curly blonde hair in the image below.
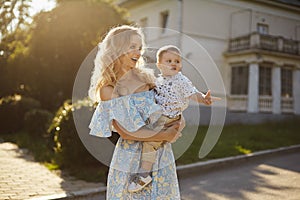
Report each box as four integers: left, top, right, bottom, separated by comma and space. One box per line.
89, 25, 155, 102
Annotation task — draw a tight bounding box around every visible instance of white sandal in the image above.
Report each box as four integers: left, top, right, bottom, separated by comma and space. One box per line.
128, 174, 152, 192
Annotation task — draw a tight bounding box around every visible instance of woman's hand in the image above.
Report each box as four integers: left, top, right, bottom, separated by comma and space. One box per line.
162, 116, 185, 143
162, 124, 181, 143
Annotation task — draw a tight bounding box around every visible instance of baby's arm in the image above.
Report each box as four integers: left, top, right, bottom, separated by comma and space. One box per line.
190, 90, 212, 105
190, 90, 221, 105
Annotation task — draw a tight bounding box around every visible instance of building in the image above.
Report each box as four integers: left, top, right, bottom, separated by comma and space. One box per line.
119, 0, 300, 123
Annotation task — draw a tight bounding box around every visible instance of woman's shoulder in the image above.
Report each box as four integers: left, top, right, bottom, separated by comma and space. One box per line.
99, 85, 116, 101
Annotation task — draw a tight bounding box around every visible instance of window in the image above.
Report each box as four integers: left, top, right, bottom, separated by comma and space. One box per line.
139, 17, 148, 28
160, 10, 169, 32
281, 68, 293, 97
259, 66, 272, 96
257, 23, 269, 35
231, 65, 249, 95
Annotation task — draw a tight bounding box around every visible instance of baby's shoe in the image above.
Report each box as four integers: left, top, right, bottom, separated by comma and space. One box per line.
128, 174, 152, 193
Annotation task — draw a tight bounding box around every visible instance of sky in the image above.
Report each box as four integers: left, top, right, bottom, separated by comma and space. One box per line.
29, 0, 56, 16
0, 0, 56, 41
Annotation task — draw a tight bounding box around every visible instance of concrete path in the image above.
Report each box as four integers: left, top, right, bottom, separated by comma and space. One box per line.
0, 142, 104, 200
180, 150, 300, 200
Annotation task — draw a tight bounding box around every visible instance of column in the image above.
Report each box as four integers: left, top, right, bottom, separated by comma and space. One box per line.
272, 66, 281, 114
293, 70, 300, 115
247, 62, 259, 113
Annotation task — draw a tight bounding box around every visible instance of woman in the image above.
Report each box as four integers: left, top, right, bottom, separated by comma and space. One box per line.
88, 25, 183, 199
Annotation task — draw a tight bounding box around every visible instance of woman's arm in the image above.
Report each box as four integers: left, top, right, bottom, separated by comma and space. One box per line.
100, 85, 183, 142
112, 119, 183, 142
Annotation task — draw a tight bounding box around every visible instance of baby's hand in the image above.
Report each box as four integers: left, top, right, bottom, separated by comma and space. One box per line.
203, 90, 212, 105
203, 90, 222, 105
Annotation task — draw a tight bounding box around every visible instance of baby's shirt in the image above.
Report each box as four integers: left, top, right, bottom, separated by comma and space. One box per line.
155, 72, 198, 118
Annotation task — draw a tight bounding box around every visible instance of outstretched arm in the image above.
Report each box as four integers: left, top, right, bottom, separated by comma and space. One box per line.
190, 90, 221, 105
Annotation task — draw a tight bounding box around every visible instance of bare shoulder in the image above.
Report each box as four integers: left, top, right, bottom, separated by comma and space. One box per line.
99, 85, 115, 101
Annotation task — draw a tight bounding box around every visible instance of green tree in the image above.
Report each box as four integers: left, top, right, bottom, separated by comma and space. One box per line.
0, 0, 31, 41
0, 0, 32, 97
24, 0, 127, 110
0, 28, 30, 97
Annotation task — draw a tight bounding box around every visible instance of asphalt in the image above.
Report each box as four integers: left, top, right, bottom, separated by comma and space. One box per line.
179, 148, 300, 200
0, 141, 299, 200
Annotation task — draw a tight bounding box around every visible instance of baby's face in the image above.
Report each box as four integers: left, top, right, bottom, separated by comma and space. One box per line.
157, 51, 182, 76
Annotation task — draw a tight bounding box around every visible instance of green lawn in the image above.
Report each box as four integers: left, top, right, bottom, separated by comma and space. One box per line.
176, 117, 300, 165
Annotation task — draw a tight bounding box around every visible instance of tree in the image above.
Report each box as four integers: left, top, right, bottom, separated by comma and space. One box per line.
0, 0, 32, 97
0, 0, 31, 41
24, 0, 127, 110
0, 28, 30, 97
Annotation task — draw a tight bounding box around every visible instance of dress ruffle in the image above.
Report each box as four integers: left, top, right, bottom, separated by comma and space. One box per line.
89, 90, 162, 137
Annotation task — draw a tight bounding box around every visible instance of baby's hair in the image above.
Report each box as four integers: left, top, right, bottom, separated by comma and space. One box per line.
156, 45, 181, 63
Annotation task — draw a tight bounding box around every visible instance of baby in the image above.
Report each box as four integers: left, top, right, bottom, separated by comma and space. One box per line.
128, 45, 219, 192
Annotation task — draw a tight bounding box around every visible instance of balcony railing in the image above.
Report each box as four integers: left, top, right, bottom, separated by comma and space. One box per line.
259, 96, 273, 112
228, 95, 248, 111
229, 35, 250, 52
228, 95, 294, 113
281, 97, 294, 113
228, 32, 300, 55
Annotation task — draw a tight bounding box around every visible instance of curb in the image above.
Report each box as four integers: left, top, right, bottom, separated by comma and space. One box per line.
32, 144, 300, 199
176, 144, 300, 178
30, 187, 107, 200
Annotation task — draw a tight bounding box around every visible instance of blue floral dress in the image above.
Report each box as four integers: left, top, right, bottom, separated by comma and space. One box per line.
89, 90, 181, 200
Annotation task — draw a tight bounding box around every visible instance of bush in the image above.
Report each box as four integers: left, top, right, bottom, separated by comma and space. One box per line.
48, 98, 105, 169
24, 109, 53, 137
0, 94, 41, 133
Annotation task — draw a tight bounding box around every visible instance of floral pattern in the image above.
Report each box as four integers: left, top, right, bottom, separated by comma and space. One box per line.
155, 72, 198, 118
88, 90, 180, 199
89, 90, 162, 138
107, 139, 180, 199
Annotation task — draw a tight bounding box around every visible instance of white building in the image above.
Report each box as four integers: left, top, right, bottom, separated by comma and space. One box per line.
119, 0, 300, 122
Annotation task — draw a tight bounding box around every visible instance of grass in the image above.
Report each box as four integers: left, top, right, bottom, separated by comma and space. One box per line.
176, 117, 300, 165
1, 117, 300, 182
0, 131, 54, 163
1, 131, 57, 168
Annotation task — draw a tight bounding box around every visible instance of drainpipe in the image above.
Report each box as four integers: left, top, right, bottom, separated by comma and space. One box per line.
178, 0, 183, 49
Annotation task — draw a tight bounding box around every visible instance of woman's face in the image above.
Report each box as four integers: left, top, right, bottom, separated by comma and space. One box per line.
117, 34, 142, 75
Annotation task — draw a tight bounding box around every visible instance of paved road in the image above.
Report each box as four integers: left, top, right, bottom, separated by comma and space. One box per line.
180, 151, 300, 200
96, 150, 300, 200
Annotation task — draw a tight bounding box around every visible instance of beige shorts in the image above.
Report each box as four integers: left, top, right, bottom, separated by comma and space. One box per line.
141, 115, 181, 163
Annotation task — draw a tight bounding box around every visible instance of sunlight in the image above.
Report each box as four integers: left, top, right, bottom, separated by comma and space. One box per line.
29, 0, 56, 16
234, 145, 252, 154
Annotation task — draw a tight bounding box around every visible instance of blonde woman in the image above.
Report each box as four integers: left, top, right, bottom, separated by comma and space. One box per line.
88, 25, 183, 199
